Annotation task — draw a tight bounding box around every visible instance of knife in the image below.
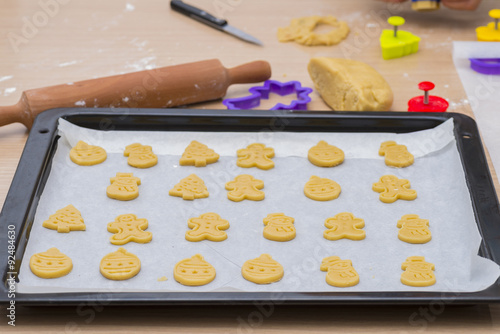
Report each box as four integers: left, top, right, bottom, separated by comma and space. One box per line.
170, 0, 263, 46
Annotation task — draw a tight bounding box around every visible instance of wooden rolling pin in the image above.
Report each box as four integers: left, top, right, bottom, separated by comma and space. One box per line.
0, 59, 271, 129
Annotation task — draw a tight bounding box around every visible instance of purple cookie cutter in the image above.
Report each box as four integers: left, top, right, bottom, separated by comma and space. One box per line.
470, 58, 500, 75
222, 80, 313, 110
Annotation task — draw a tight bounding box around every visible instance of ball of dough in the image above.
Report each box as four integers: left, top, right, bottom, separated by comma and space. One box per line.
308, 57, 394, 111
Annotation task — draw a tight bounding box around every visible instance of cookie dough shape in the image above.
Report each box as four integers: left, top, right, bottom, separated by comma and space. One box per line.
107, 172, 141, 201
30, 248, 73, 279
397, 214, 431, 244
324, 212, 365, 241
237, 143, 275, 170
42, 205, 86, 233
225, 174, 265, 202
304, 176, 341, 201
100, 247, 141, 281
169, 174, 209, 200
179, 141, 219, 167
372, 175, 417, 203
308, 57, 394, 111
174, 254, 216, 286
401, 256, 436, 287
107, 214, 152, 245
242, 254, 284, 284
320, 256, 359, 287
308, 141, 344, 167
69, 141, 107, 166
124, 143, 158, 168
379, 141, 414, 168
277, 15, 350, 46
186, 213, 230, 242
263, 213, 296, 242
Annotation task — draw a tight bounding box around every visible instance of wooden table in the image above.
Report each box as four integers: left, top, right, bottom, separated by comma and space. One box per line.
1, 0, 499, 332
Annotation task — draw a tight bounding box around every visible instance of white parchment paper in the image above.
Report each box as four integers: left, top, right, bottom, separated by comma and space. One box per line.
17, 118, 500, 293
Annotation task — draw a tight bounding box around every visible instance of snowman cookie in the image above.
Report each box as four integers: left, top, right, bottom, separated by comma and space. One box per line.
107, 173, 141, 201
401, 256, 436, 287
174, 254, 216, 286
308, 141, 344, 167
124, 143, 158, 168
397, 214, 431, 244
263, 213, 296, 242
236, 143, 275, 170
69, 141, 107, 166
379, 141, 414, 168
304, 176, 341, 201
320, 256, 359, 287
100, 248, 141, 281
241, 254, 284, 284
30, 248, 73, 279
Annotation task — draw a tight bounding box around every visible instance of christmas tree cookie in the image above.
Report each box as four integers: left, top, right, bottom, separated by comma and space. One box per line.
179, 141, 219, 167
69, 141, 107, 166
186, 213, 229, 242
169, 174, 209, 200
236, 143, 275, 170
42, 205, 85, 233
100, 248, 141, 281
174, 254, 216, 286
320, 256, 359, 287
107, 214, 152, 245
124, 143, 158, 168
30, 248, 73, 279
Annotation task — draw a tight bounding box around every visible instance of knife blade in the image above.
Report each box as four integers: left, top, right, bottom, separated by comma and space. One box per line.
170, 0, 263, 46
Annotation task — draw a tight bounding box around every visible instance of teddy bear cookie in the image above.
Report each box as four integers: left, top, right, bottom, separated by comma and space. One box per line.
107, 214, 152, 245
379, 141, 414, 168
169, 174, 209, 200
401, 256, 436, 287
304, 176, 341, 201
179, 141, 219, 167
320, 256, 359, 287
124, 143, 158, 168
242, 254, 284, 284
397, 214, 431, 244
69, 141, 107, 166
372, 175, 417, 203
107, 173, 141, 201
324, 212, 365, 241
42, 205, 86, 233
225, 175, 265, 202
174, 254, 216, 286
236, 143, 275, 170
100, 248, 141, 281
30, 248, 73, 279
308, 141, 344, 167
263, 213, 296, 242
186, 213, 230, 242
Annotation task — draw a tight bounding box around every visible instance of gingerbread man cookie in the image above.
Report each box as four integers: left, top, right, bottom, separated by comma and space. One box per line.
242, 254, 284, 284
237, 143, 275, 170
42, 205, 86, 233
401, 256, 436, 287
263, 213, 296, 242
320, 256, 359, 287
379, 141, 414, 168
397, 214, 431, 244
107, 173, 141, 201
225, 174, 265, 202
308, 141, 345, 167
169, 174, 209, 200
179, 141, 219, 167
124, 143, 158, 168
186, 213, 230, 242
100, 248, 141, 281
174, 254, 216, 286
304, 176, 341, 201
372, 175, 417, 203
69, 141, 107, 166
107, 214, 152, 245
30, 248, 73, 279
324, 212, 365, 241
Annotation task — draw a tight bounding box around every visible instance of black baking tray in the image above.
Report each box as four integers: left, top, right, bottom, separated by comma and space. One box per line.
1, 108, 500, 306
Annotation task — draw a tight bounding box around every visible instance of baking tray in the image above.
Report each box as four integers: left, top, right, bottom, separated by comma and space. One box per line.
1, 108, 500, 306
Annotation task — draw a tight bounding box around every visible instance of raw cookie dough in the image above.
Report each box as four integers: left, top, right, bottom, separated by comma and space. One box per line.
107, 214, 152, 245
277, 15, 350, 46
169, 174, 209, 200
379, 141, 414, 168
69, 141, 107, 166
304, 176, 341, 201
186, 213, 230, 242
225, 175, 265, 202
324, 212, 366, 241
263, 213, 296, 242
401, 256, 436, 287
179, 140, 219, 167
372, 175, 417, 203
237, 143, 275, 170
124, 143, 158, 168
397, 214, 431, 244
107, 172, 141, 201
42, 204, 86, 233
308, 140, 344, 167
308, 57, 394, 111
174, 254, 216, 286
30, 248, 73, 279
100, 247, 141, 281
320, 256, 359, 287
241, 254, 284, 284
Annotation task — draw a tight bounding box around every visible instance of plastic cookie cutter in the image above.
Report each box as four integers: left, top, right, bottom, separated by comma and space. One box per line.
476, 9, 500, 42
470, 58, 500, 75
380, 16, 421, 60
222, 80, 313, 110
411, 0, 440, 11
408, 81, 448, 112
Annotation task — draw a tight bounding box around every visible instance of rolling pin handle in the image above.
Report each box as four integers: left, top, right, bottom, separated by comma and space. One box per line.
0, 102, 30, 128
227, 60, 272, 85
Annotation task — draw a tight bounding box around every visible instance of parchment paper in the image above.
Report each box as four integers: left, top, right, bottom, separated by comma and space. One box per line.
17, 118, 500, 293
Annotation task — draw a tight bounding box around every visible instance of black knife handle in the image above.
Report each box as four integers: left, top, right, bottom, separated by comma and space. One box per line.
171, 0, 227, 29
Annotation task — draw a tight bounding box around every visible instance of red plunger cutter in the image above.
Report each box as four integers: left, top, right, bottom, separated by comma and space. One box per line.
408, 81, 449, 112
